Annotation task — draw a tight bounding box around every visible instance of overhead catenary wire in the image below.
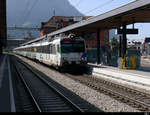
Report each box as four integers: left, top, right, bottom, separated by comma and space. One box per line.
22, 0, 40, 25
17, 0, 30, 26
76, 0, 83, 7
21, 0, 30, 23
84, 0, 115, 15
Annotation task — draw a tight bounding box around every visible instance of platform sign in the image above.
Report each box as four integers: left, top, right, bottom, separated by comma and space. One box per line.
117, 29, 138, 34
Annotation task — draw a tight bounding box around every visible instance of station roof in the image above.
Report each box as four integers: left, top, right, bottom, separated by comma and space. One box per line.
23, 0, 150, 45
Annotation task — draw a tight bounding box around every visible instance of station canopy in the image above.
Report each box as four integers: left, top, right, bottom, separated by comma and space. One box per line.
23, 0, 150, 45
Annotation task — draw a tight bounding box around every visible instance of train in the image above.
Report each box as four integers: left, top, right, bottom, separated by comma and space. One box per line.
13, 34, 87, 70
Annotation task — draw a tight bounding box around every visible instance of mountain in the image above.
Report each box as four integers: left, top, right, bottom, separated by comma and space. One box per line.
7, 0, 83, 38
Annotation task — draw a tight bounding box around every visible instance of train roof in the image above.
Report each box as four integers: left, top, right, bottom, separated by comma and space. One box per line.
14, 36, 85, 50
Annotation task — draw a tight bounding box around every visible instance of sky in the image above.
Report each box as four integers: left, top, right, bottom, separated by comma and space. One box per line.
68, 0, 150, 40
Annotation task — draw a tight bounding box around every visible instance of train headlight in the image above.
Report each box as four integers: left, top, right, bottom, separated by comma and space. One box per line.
63, 57, 67, 62
81, 57, 86, 61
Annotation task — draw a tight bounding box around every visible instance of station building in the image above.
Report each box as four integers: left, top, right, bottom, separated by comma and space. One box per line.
40, 16, 91, 37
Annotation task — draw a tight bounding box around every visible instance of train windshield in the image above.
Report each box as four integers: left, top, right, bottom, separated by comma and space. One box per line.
61, 39, 85, 53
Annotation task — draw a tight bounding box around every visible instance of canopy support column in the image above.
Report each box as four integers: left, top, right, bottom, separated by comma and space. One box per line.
97, 28, 101, 64
0, 0, 7, 54
122, 24, 127, 58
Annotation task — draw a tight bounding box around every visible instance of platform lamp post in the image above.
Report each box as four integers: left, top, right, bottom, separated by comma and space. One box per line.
97, 28, 101, 65
119, 35, 122, 57
122, 23, 127, 58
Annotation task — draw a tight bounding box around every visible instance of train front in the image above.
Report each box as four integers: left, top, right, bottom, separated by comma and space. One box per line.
60, 37, 87, 69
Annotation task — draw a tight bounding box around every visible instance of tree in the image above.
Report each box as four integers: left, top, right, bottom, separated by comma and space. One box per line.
110, 37, 118, 50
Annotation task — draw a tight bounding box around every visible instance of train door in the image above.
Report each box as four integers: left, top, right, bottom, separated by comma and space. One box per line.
49, 44, 52, 64
56, 44, 61, 66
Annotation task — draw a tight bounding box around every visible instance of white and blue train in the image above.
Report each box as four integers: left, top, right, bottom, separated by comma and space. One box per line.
13, 35, 87, 70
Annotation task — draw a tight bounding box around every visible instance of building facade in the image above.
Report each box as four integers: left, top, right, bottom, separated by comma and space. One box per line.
40, 16, 91, 37
144, 37, 150, 55
84, 29, 110, 63
5, 38, 26, 51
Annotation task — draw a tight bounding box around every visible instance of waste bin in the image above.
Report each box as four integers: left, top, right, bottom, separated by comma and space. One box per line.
119, 49, 141, 69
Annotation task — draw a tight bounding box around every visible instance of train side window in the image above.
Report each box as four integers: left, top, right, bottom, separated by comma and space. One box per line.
42, 46, 44, 53
37, 47, 38, 52
51, 45, 53, 54
40, 46, 42, 53
48, 45, 49, 54
38, 46, 40, 53
46, 45, 49, 53
53, 45, 56, 54
49, 45, 51, 54
37, 46, 40, 53
43, 46, 45, 53
45, 46, 46, 53
48, 45, 50, 54
57, 45, 59, 53
44, 46, 46, 53
41, 46, 42, 53
44, 46, 47, 53
50, 44, 52, 54
41, 46, 43, 53
52, 45, 54, 54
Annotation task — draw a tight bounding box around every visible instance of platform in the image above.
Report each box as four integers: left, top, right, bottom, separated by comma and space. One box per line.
89, 62, 150, 91
0, 54, 15, 112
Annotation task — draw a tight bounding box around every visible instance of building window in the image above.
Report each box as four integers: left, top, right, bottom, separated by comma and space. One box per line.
48, 29, 51, 33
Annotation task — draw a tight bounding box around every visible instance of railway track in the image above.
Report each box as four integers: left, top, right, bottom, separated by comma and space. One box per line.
14, 55, 150, 112
11, 56, 85, 112
65, 73, 150, 112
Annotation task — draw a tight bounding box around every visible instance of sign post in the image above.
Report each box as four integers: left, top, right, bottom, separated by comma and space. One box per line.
117, 29, 138, 35
117, 26, 138, 68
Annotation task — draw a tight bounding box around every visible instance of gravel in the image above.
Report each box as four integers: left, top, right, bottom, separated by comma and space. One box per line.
15, 55, 140, 112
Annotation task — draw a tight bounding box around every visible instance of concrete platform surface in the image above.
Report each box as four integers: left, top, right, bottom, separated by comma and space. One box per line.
0, 54, 15, 112
89, 63, 150, 91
